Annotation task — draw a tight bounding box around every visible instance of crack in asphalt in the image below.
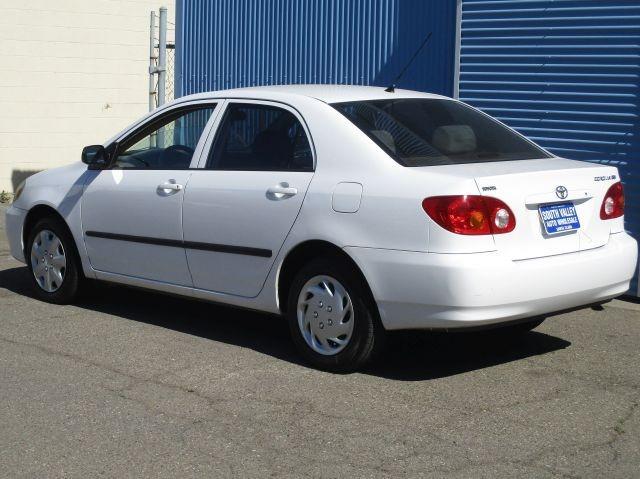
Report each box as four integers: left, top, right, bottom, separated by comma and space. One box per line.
609, 399, 639, 463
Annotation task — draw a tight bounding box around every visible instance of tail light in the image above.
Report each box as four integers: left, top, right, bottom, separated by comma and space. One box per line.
600, 182, 624, 220
422, 195, 516, 235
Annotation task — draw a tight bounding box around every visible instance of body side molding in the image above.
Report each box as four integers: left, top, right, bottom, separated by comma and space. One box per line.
85, 231, 272, 258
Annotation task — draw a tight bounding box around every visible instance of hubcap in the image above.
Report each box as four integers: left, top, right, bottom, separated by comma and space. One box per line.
30, 230, 66, 293
296, 275, 354, 356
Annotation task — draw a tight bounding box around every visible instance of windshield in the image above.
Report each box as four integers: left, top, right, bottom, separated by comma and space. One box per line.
333, 98, 551, 167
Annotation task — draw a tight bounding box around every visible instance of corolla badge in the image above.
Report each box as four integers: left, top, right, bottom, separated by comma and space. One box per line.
555, 185, 568, 199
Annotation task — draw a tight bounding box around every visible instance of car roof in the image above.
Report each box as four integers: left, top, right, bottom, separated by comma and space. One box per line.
177, 84, 449, 104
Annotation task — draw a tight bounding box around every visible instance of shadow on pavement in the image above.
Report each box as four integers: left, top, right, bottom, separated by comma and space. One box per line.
365, 329, 570, 381
0, 265, 571, 380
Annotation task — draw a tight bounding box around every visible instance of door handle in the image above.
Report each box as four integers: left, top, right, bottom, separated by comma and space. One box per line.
267, 183, 298, 199
157, 181, 184, 193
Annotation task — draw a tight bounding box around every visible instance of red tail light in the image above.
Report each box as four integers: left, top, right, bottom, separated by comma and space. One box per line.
422, 195, 516, 235
600, 181, 624, 220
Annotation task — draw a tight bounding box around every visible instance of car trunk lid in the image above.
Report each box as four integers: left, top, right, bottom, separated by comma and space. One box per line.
470, 158, 617, 260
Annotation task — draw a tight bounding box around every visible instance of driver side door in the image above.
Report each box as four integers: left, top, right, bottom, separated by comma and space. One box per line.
81, 102, 219, 286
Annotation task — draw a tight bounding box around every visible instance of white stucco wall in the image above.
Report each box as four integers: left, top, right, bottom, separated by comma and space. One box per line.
0, 1, 174, 192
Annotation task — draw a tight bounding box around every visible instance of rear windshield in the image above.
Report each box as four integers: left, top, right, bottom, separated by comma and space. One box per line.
333, 98, 551, 167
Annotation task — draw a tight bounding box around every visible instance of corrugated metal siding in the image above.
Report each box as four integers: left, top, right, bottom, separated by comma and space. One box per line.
175, 0, 457, 97
459, 0, 640, 295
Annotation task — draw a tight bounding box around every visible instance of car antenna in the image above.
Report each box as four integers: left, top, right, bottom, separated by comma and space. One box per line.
385, 31, 433, 93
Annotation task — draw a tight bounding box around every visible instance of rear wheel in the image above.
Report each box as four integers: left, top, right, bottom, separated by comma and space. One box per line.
286, 257, 385, 372
26, 217, 82, 304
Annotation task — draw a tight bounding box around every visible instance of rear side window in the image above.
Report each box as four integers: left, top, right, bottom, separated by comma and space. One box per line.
333, 99, 551, 167
207, 103, 313, 171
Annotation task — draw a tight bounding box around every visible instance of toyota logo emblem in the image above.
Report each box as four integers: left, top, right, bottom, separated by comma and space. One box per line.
555, 186, 568, 199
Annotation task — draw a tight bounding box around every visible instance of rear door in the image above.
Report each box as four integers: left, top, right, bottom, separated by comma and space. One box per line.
182, 100, 315, 297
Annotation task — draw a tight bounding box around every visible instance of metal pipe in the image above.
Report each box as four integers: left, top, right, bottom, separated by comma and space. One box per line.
158, 6, 168, 107
149, 10, 157, 112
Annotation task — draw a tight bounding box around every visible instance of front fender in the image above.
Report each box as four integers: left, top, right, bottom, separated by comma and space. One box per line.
16, 163, 97, 279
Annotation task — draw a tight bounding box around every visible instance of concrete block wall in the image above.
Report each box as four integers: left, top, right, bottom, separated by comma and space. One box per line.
0, 1, 174, 192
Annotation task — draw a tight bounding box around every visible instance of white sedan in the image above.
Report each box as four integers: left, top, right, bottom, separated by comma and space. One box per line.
5, 85, 637, 371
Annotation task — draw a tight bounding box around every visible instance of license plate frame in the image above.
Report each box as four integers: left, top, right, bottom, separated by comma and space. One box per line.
538, 202, 581, 235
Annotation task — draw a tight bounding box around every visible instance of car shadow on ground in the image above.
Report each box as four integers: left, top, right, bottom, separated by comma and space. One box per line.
0, 266, 571, 381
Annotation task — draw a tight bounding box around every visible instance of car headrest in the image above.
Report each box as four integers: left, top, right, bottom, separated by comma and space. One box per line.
371, 130, 396, 153
432, 125, 476, 154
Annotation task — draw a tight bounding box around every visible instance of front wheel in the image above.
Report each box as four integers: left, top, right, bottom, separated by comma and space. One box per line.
26, 217, 82, 304
286, 257, 385, 372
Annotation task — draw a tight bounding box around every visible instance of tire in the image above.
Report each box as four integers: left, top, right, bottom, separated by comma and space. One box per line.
286, 256, 385, 372
26, 216, 82, 304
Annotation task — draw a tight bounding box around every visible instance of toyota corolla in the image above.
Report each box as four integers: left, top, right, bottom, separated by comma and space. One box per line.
5, 85, 637, 371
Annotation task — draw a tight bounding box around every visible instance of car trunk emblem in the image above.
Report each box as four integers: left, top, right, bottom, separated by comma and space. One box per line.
556, 186, 568, 199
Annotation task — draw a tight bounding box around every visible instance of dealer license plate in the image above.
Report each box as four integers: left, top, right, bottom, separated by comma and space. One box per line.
539, 202, 580, 234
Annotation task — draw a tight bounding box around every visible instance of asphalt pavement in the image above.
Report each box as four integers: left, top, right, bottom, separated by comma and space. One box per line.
0, 204, 638, 478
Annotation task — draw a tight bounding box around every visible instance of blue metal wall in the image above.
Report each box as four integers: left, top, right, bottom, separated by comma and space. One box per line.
459, 0, 640, 295
175, 0, 457, 97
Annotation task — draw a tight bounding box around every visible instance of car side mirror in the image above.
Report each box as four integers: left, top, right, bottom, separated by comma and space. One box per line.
81, 145, 108, 170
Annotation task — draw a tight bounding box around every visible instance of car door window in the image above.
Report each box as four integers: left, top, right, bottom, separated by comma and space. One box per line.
114, 105, 216, 169
207, 103, 313, 171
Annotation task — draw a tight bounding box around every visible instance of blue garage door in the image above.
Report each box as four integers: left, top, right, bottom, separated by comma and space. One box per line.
459, 0, 640, 295
175, 0, 457, 97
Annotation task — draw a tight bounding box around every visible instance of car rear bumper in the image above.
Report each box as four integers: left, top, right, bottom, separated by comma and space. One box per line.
5, 205, 27, 263
345, 232, 638, 330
